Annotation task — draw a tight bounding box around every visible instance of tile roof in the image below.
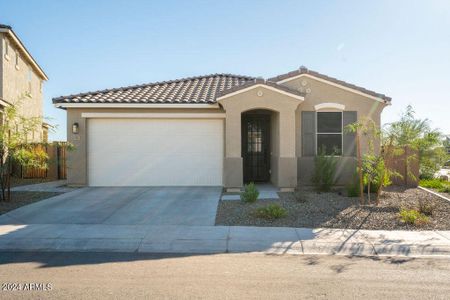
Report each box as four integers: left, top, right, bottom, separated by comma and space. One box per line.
53, 74, 255, 104
269, 66, 391, 102
217, 78, 305, 99
53, 66, 391, 105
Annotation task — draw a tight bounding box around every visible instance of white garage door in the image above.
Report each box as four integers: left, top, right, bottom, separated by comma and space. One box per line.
87, 118, 223, 186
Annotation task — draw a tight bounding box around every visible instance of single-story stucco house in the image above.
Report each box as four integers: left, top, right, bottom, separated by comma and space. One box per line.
53, 66, 391, 191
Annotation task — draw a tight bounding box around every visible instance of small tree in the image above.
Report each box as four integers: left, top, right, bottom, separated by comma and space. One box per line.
383, 105, 444, 179
0, 98, 49, 202
346, 118, 398, 205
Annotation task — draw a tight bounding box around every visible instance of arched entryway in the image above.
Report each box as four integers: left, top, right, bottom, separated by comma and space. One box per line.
218, 83, 303, 191
241, 109, 277, 184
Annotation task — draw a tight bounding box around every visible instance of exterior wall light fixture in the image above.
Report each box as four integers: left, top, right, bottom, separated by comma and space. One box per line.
72, 122, 79, 134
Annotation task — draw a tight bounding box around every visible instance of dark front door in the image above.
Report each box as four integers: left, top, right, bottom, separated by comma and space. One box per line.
242, 114, 271, 183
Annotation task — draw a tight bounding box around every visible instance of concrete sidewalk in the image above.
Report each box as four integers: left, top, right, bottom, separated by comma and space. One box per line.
1, 223, 449, 258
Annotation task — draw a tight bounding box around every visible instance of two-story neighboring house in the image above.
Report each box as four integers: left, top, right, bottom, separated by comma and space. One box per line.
0, 24, 48, 142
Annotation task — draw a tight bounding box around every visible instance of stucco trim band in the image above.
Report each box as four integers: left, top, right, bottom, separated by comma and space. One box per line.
81, 112, 226, 119
314, 102, 346, 111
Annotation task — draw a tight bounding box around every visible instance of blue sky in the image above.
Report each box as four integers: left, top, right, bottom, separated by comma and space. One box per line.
1, 0, 449, 140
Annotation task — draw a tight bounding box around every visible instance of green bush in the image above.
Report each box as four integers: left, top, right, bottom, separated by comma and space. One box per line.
399, 208, 429, 225
438, 185, 450, 193
419, 179, 445, 189
240, 182, 259, 203
311, 148, 337, 192
255, 204, 287, 220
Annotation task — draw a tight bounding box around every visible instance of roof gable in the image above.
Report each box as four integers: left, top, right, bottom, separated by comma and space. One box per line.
217, 79, 305, 101
269, 66, 391, 103
0, 24, 48, 80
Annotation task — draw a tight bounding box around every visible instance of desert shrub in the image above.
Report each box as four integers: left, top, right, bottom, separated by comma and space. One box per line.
419, 179, 445, 189
418, 199, 435, 216
311, 148, 337, 192
241, 182, 259, 203
255, 204, 287, 219
399, 208, 429, 225
438, 185, 450, 193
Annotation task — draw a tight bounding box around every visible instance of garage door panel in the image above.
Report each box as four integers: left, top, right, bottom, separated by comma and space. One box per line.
88, 118, 223, 186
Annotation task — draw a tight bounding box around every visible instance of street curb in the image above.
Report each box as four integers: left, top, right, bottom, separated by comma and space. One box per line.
1, 224, 450, 258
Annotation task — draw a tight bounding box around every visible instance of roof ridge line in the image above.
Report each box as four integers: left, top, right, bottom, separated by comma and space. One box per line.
53, 73, 255, 102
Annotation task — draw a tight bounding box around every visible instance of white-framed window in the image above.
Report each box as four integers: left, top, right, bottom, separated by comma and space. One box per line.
4, 38, 9, 58
27, 68, 32, 95
15, 51, 20, 69
316, 111, 343, 156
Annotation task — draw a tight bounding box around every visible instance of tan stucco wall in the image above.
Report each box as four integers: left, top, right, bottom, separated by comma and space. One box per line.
64, 76, 388, 188
1, 33, 44, 141
280, 75, 388, 185
66, 107, 225, 186
219, 86, 301, 190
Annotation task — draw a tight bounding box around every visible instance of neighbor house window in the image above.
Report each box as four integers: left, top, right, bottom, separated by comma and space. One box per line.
4, 39, 9, 58
27, 68, 32, 95
15, 51, 19, 69
316, 112, 342, 155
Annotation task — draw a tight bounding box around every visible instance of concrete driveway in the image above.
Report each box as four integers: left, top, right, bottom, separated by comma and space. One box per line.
0, 187, 222, 226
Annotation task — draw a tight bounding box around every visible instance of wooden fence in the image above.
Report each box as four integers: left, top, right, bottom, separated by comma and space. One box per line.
384, 146, 419, 187
13, 142, 68, 180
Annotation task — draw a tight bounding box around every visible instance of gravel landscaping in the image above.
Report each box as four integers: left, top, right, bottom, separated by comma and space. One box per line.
10, 177, 55, 187
215, 186, 450, 230
0, 192, 62, 215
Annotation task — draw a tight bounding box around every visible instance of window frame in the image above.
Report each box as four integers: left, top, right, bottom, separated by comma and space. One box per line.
315, 111, 343, 156
27, 67, 33, 96
15, 51, 20, 69
4, 38, 9, 59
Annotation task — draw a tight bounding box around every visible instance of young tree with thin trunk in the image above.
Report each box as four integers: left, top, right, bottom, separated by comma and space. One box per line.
0, 98, 49, 202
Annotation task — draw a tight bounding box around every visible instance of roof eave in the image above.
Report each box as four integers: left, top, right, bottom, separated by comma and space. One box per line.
0, 27, 48, 81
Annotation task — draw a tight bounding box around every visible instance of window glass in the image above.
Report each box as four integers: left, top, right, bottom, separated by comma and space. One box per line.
317, 112, 342, 155
4, 39, 9, 56
317, 134, 342, 155
317, 112, 342, 133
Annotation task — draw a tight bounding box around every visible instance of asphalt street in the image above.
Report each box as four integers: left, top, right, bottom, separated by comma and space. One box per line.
0, 251, 449, 299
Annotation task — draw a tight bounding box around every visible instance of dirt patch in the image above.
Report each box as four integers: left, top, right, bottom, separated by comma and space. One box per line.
0, 192, 62, 215
215, 186, 450, 230
10, 177, 55, 187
